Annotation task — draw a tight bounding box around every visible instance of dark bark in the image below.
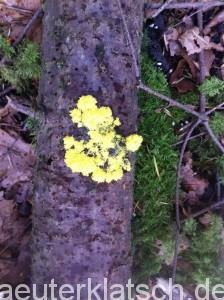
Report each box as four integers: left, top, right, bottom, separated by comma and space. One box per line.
32, 1, 143, 298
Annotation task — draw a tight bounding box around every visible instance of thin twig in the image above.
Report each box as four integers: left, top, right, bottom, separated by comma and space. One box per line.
13, 7, 43, 46
203, 122, 224, 153
0, 2, 33, 14
116, 0, 140, 79
0, 122, 24, 131
206, 102, 224, 115
139, 82, 202, 118
197, 12, 206, 83
178, 121, 193, 134
172, 120, 201, 282
197, 11, 206, 113
181, 199, 224, 223
6, 95, 35, 117
152, 0, 173, 18
172, 132, 205, 147
0, 86, 14, 98
146, 1, 224, 11
199, 94, 206, 114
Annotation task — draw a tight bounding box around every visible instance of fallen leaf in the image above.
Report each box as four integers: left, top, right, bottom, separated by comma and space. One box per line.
203, 50, 215, 77
0, 198, 30, 284
199, 213, 212, 226
181, 152, 209, 205
164, 27, 182, 56
179, 27, 224, 55
0, 102, 10, 119
0, 129, 33, 285
0, 129, 35, 190
170, 59, 196, 93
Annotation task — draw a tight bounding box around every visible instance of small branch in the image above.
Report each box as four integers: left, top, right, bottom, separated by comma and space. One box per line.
116, 0, 140, 79
139, 82, 201, 118
0, 122, 24, 131
206, 102, 224, 115
6, 96, 35, 118
0, 3, 33, 14
172, 120, 201, 282
146, 1, 224, 11
178, 121, 193, 135
197, 11, 206, 113
13, 7, 43, 46
204, 122, 224, 153
172, 132, 205, 147
0, 86, 14, 98
152, 0, 173, 18
199, 94, 206, 114
181, 199, 224, 223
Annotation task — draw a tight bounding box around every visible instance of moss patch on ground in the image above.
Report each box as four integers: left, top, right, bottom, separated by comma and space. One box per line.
0, 34, 40, 92
133, 54, 224, 286
133, 55, 187, 281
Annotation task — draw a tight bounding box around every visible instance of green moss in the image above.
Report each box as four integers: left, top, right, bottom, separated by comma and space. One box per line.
210, 112, 224, 138
182, 218, 197, 237
0, 35, 40, 91
133, 55, 185, 281
134, 35, 224, 286
14, 41, 40, 82
0, 34, 15, 58
25, 116, 40, 145
185, 215, 224, 286
199, 76, 224, 98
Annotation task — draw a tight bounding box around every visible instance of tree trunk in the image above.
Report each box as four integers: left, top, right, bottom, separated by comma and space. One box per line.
32, 0, 143, 298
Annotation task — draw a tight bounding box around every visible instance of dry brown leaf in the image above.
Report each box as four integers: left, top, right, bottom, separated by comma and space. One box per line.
0, 103, 10, 119
0, 129, 33, 284
0, 129, 35, 190
179, 27, 207, 55
170, 59, 196, 93
0, 127, 33, 285
203, 50, 215, 77
0, 199, 30, 283
164, 27, 182, 56
181, 152, 209, 205
199, 213, 212, 226
179, 27, 224, 55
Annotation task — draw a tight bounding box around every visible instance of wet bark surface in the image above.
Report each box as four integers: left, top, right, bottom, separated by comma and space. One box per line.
32, 1, 143, 298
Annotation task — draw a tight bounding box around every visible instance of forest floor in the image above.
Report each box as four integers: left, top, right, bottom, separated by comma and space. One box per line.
0, 0, 224, 297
